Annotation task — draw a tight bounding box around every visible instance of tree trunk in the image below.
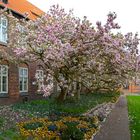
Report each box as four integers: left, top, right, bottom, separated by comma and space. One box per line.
53, 80, 58, 95
57, 87, 67, 102
74, 82, 81, 100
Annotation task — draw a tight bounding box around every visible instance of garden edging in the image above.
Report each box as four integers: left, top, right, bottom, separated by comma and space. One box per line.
83, 96, 120, 140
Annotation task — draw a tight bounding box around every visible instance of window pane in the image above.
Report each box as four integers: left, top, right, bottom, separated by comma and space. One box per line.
38, 82, 44, 91
23, 69, 27, 77
36, 70, 44, 91
19, 68, 28, 92
2, 19, 7, 26
0, 65, 8, 93
2, 66, 7, 75
24, 78, 28, 91
40, 71, 43, 77
19, 77, 23, 91
38, 70, 43, 78
19, 69, 23, 76
2, 76, 7, 92
2, 27, 7, 42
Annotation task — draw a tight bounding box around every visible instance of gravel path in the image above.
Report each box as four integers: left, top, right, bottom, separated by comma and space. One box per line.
94, 95, 130, 140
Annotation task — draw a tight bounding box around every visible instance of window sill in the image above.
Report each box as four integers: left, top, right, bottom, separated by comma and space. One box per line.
0, 41, 7, 46
20, 92, 29, 96
37, 93, 44, 95
0, 93, 9, 98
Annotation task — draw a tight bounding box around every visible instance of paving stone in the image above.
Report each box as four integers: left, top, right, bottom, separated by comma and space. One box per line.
94, 95, 130, 140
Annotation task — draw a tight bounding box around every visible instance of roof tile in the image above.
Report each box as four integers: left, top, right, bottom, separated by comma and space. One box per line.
0, 0, 44, 20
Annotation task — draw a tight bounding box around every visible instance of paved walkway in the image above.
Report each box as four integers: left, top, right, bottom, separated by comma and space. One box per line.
94, 95, 130, 140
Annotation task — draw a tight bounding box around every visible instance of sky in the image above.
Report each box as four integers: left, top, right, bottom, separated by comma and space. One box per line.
28, 0, 140, 35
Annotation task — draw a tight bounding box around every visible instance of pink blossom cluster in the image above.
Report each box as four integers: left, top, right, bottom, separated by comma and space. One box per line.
6, 5, 139, 99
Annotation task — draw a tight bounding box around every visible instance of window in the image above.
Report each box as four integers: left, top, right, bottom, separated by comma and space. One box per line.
36, 70, 44, 91
17, 24, 24, 33
2, 0, 8, 4
19, 68, 28, 92
0, 16, 8, 43
0, 65, 8, 93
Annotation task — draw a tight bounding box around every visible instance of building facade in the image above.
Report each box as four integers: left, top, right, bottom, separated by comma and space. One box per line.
0, 0, 45, 104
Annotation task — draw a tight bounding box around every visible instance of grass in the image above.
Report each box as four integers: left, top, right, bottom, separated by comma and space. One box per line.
127, 96, 140, 140
12, 93, 116, 117
0, 128, 23, 140
0, 117, 5, 128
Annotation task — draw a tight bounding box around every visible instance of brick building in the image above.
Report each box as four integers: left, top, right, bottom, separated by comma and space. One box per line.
0, 0, 45, 104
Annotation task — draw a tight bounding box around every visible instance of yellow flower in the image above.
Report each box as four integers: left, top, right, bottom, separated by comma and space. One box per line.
92, 116, 99, 124
17, 116, 100, 139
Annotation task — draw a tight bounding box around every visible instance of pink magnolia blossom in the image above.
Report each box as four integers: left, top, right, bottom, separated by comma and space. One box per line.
6, 5, 139, 99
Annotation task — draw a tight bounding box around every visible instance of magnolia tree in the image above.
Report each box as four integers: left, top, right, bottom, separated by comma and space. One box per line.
5, 5, 139, 101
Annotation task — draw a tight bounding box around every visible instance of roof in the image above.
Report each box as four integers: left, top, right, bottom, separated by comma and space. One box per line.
0, 0, 44, 20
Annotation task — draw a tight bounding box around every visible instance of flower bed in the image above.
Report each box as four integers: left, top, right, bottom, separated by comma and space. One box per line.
17, 116, 100, 140
0, 93, 119, 139
16, 95, 120, 139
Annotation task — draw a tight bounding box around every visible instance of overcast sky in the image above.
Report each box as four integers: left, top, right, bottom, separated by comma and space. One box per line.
28, 0, 140, 35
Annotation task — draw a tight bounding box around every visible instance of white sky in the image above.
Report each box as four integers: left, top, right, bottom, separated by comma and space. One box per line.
28, 0, 140, 35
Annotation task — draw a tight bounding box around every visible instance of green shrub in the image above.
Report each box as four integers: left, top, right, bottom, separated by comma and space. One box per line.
23, 122, 43, 130
61, 122, 84, 140
0, 117, 5, 130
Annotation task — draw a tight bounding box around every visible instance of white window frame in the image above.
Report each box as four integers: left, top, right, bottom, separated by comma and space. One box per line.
19, 67, 28, 92
0, 16, 8, 43
0, 65, 8, 93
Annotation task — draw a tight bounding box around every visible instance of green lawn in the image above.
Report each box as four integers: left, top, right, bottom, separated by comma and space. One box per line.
127, 96, 140, 140
12, 93, 116, 117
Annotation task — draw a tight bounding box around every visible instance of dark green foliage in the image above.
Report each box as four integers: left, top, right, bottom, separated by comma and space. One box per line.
0, 117, 5, 128
23, 122, 43, 130
64, 121, 79, 126
61, 122, 84, 140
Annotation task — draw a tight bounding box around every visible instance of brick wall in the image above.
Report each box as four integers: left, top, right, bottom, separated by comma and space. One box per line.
129, 83, 140, 93
8, 63, 19, 98
28, 62, 38, 95
0, 44, 40, 103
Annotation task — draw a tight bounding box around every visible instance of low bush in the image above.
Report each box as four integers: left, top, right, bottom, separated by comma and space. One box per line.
61, 122, 84, 140
23, 122, 44, 130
